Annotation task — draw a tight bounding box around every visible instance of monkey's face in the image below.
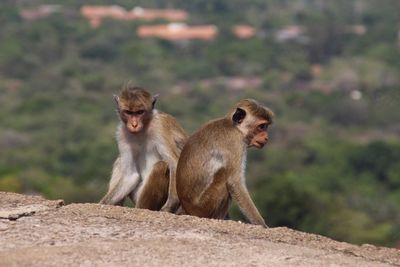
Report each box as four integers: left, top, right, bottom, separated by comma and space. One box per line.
232, 106, 271, 149
121, 109, 150, 134
115, 87, 157, 134
247, 120, 269, 148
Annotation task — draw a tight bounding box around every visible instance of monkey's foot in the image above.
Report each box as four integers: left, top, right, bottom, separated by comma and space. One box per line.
160, 199, 180, 213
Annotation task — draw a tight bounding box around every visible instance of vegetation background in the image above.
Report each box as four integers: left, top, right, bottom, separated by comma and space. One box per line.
1, 0, 399, 247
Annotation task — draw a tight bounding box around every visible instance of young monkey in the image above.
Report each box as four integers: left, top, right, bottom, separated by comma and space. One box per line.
100, 86, 188, 212
176, 99, 273, 227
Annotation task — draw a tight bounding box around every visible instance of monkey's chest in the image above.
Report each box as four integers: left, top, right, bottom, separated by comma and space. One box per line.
133, 146, 162, 180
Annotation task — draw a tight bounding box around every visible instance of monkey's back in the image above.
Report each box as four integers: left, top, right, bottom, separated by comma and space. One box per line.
176, 118, 244, 202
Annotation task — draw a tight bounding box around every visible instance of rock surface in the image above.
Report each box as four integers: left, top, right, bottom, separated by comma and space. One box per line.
0, 191, 399, 266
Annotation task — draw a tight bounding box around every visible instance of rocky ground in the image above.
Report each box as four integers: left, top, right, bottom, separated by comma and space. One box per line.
0, 191, 399, 266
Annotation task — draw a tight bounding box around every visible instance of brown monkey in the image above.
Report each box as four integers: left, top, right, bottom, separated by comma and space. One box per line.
176, 99, 273, 227
100, 86, 188, 212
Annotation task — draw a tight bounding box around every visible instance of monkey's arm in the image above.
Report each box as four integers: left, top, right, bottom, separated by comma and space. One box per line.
160, 160, 180, 212
157, 145, 180, 213
100, 153, 140, 205
157, 114, 187, 213
227, 179, 267, 227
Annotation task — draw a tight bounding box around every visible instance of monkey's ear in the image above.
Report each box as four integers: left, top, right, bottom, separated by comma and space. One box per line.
113, 94, 120, 105
232, 108, 246, 124
113, 95, 121, 113
152, 94, 159, 109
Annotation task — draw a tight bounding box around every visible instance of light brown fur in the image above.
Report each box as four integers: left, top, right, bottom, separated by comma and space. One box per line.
176, 99, 273, 227
100, 86, 188, 212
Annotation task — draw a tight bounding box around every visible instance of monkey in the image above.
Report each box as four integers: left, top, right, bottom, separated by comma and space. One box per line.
99, 86, 188, 212
176, 99, 273, 227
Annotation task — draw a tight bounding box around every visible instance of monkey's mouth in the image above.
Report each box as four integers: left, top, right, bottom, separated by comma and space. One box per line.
254, 141, 266, 148
128, 126, 142, 133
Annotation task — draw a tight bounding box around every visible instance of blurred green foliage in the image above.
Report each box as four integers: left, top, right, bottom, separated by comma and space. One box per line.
0, 0, 399, 247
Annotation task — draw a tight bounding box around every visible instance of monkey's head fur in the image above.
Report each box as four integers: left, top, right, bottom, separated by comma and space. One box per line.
229, 99, 274, 148
115, 86, 158, 134
118, 86, 157, 111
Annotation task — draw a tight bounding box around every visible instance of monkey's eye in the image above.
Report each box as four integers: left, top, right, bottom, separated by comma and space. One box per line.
135, 110, 145, 115
258, 123, 268, 131
123, 110, 134, 116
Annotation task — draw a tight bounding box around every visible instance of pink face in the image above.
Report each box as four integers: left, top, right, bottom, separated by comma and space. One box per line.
122, 109, 147, 134
248, 121, 269, 148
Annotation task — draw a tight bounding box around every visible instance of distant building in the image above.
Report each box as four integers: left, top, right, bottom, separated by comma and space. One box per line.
20, 5, 61, 20
345, 25, 367, 35
311, 64, 322, 77
137, 23, 218, 41
127, 7, 188, 21
221, 76, 262, 91
275, 25, 304, 42
80, 5, 188, 28
232, 25, 256, 39
80, 5, 126, 28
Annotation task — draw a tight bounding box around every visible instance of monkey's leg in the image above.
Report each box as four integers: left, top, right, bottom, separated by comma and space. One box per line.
135, 161, 169, 211
183, 168, 230, 219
